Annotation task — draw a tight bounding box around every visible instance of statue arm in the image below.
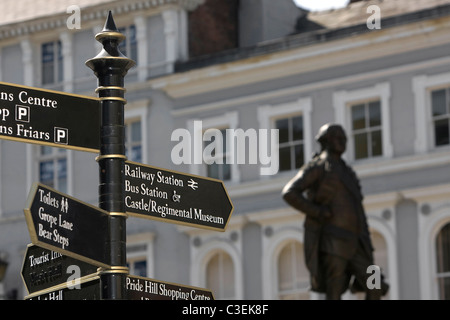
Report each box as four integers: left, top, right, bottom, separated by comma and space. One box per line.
282, 165, 327, 220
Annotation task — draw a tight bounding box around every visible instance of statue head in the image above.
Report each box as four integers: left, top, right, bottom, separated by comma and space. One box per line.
315, 123, 347, 155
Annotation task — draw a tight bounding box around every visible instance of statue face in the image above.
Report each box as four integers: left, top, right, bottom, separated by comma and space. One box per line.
326, 126, 347, 155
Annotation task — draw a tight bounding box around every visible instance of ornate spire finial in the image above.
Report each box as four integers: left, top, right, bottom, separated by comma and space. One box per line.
86, 11, 135, 73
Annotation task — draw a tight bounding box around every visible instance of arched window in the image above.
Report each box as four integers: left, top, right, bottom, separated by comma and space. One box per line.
206, 250, 235, 299
436, 222, 450, 299
277, 241, 309, 299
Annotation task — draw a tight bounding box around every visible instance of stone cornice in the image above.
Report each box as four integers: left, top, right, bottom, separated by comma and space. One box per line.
0, 0, 204, 40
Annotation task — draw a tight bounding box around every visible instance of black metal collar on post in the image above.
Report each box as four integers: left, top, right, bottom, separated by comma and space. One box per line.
86, 11, 135, 300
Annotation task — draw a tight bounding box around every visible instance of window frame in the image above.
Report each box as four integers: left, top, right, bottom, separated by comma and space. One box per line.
188, 111, 239, 183
258, 98, 312, 175
41, 40, 64, 87
35, 145, 70, 194
125, 102, 148, 165
333, 82, 392, 162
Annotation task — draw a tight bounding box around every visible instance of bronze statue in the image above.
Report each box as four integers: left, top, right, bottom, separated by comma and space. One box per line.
282, 123, 388, 300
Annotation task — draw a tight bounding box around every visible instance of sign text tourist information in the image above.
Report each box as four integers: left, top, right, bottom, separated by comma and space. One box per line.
24, 183, 110, 268
124, 161, 233, 231
21, 244, 98, 294
0, 81, 100, 152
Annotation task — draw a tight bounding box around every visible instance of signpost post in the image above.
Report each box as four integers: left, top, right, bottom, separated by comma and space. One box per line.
124, 161, 233, 231
23, 183, 110, 268
0, 82, 100, 152
85, 11, 135, 300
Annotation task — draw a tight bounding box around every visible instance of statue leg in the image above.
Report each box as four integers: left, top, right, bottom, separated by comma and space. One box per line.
348, 245, 383, 300
321, 253, 349, 300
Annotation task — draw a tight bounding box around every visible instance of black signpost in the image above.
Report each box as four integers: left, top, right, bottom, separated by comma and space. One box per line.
124, 161, 233, 231
16, 11, 234, 301
24, 183, 110, 268
0, 82, 100, 152
21, 244, 98, 295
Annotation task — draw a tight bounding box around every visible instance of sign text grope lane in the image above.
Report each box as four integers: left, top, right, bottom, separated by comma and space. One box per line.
124, 161, 234, 231
24, 183, 110, 268
0, 82, 100, 152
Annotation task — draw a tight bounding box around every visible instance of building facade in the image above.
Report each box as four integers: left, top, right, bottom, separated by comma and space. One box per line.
0, 0, 450, 300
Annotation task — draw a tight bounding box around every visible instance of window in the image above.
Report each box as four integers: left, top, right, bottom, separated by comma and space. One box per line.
38, 146, 67, 193
436, 222, 450, 300
277, 241, 309, 299
431, 88, 450, 147
128, 258, 147, 277
333, 82, 392, 161
188, 112, 239, 182
258, 98, 312, 175
126, 233, 154, 278
42, 41, 63, 85
206, 250, 235, 299
203, 127, 231, 181
412, 73, 450, 153
125, 120, 142, 163
350, 100, 382, 159
276, 115, 304, 171
119, 25, 137, 64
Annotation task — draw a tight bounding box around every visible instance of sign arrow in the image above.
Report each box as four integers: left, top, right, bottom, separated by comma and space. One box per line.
0, 81, 100, 152
25, 276, 101, 300
126, 275, 214, 300
21, 244, 98, 294
124, 161, 234, 232
24, 183, 110, 268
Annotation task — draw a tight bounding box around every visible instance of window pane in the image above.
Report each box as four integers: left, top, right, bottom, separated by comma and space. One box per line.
57, 41, 63, 82
134, 260, 147, 277
371, 130, 382, 157
276, 118, 289, 144
57, 159, 67, 193
368, 101, 381, 127
292, 116, 303, 141
40, 161, 54, 186
131, 145, 142, 163
438, 278, 450, 300
129, 25, 138, 63
42, 42, 54, 62
294, 144, 304, 169
437, 224, 450, 273
432, 89, 447, 117
279, 146, 291, 171
436, 223, 450, 299
351, 104, 366, 130
42, 62, 54, 85
207, 163, 219, 179
354, 132, 368, 159
131, 121, 141, 142
222, 163, 231, 181
40, 146, 52, 155
206, 251, 235, 299
435, 119, 450, 146
222, 253, 234, 298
